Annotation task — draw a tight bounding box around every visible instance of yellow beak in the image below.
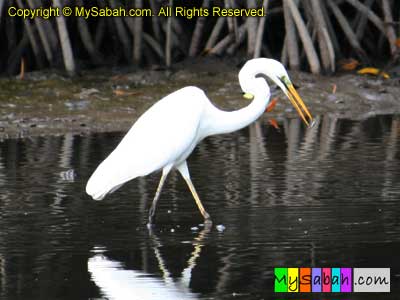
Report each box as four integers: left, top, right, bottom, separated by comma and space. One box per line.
285, 83, 313, 127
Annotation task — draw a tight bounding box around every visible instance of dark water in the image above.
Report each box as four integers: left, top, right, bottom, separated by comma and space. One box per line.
0, 114, 399, 300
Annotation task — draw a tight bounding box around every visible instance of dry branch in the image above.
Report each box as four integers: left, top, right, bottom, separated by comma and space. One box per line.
354, 0, 375, 39
209, 23, 247, 56
0, 0, 398, 74
31, 0, 58, 52
254, 0, 270, 58
381, 0, 397, 55
25, 0, 53, 63
205, 17, 226, 51
225, 0, 239, 43
286, 0, 320, 73
165, 0, 173, 67
281, 37, 288, 65
149, 0, 161, 41
109, 0, 131, 62
76, 0, 101, 64
327, 0, 368, 62
346, 0, 386, 34
0, 0, 5, 24
246, 0, 258, 56
94, 18, 106, 48
133, 0, 143, 64
53, 0, 76, 74
7, 30, 30, 74
143, 33, 164, 60
283, 0, 299, 70
14, 10, 44, 68
310, 0, 335, 73
320, 0, 341, 57
189, 0, 210, 57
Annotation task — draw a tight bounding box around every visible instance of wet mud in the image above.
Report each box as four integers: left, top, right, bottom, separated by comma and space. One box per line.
1, 59, 399, 139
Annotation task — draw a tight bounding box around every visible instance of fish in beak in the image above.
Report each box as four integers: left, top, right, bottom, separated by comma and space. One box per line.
242, 75, 314, 127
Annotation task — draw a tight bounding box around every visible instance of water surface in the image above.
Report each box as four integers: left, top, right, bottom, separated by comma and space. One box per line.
0, 114, 399, 300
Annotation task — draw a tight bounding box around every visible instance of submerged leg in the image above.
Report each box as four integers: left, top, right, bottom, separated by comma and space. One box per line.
148, 165, 172, 225
177, 161, 212, 223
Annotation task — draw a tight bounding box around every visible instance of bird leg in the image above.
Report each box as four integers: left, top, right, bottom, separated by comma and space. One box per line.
148, 167, 170, 225
184, 178, 212, 223
177, 161, 212, 224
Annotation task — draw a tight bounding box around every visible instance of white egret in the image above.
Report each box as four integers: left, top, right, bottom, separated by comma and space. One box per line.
86, 58, 313, 224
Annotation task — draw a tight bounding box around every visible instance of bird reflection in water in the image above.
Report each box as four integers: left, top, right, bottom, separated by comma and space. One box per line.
88, 223, 211, 300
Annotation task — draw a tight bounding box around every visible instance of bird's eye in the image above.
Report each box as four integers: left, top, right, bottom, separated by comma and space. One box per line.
242, 93, 254, 100
280, 76, 291, 86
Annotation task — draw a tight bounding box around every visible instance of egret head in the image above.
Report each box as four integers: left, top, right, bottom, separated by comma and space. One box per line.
239, 58, 313, 127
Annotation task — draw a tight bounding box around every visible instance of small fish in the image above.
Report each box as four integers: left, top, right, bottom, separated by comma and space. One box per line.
268, 118, 280, 130
266, 98, 278, 113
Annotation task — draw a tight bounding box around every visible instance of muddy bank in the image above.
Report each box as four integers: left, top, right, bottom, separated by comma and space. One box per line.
1, 59, 399, 139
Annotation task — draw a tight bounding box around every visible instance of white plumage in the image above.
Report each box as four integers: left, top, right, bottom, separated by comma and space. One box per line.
86, 87, 207, 200
86, 58, 313, 224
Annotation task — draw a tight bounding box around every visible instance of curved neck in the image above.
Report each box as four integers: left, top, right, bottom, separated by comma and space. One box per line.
201, 58, 283, 138
205, 83, 270, 137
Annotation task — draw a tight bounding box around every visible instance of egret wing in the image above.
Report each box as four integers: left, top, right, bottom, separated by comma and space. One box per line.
86, 87, 207, 200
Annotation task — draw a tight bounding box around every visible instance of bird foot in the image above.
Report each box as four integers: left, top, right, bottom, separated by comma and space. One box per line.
147, 210, 156, 226
204, 217, 213, 226
203, 219, 213, 231
146, 222, 154, 230
147, 214, 156, 228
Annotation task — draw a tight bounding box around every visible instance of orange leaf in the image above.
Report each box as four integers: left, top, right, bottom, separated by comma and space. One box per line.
268, 118, 280, 130
357, 67, 390, 79
339, 58, 359, 71
396, 38, 400, 48
266, 98, 278, 112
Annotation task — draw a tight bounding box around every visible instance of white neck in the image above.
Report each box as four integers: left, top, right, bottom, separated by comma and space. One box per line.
204, 82, 270, 137
200, 58, 286, 138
